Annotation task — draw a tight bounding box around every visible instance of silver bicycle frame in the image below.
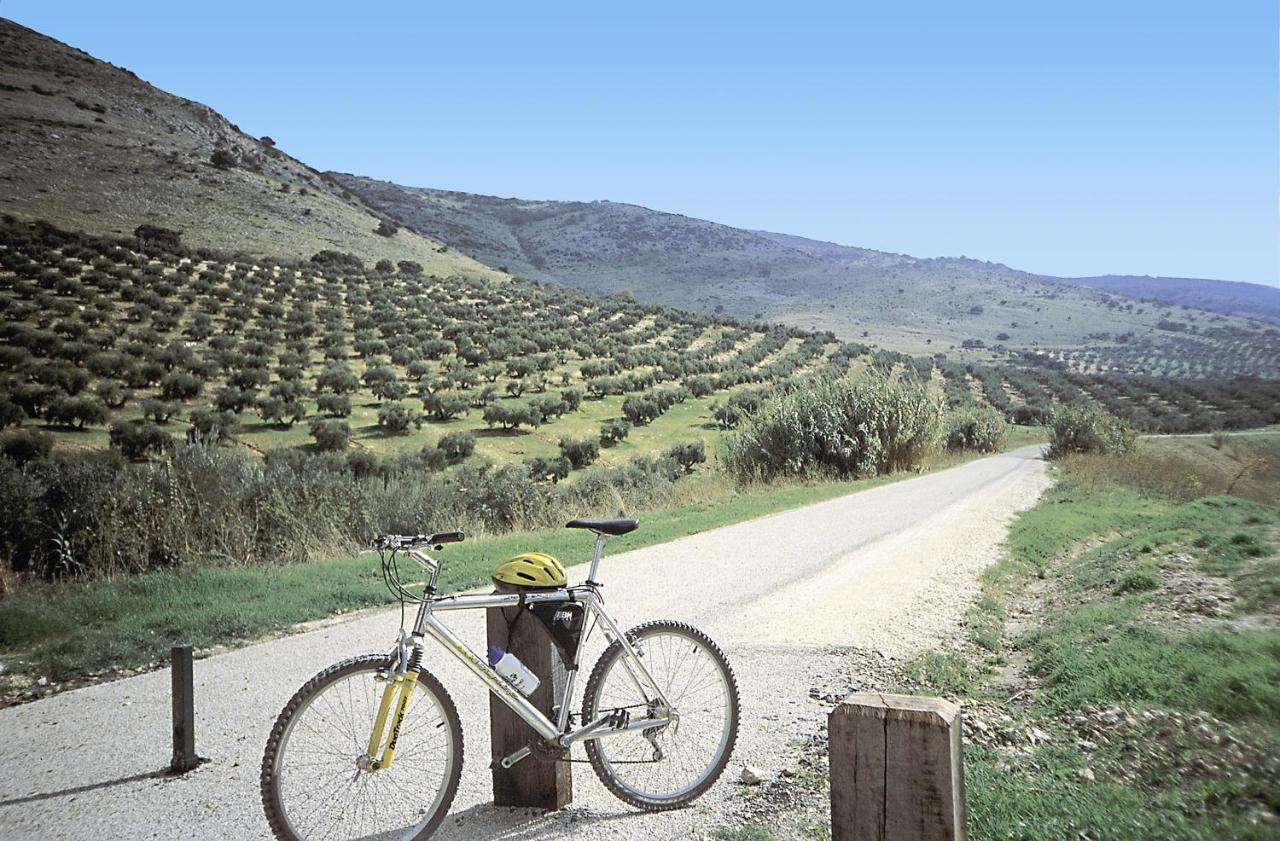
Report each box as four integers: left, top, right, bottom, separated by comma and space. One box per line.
402, 541, 672, 748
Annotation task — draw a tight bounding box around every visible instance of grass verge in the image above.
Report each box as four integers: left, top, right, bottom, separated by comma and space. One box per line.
910, 435, 1280, 838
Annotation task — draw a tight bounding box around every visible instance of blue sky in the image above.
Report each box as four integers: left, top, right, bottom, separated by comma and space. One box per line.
8, 1, 1279, 285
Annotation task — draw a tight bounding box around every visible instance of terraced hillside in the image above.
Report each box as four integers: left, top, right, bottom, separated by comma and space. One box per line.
2, 219, 1277, 472
331, 176, 1280, 379
0, 18, 500, 280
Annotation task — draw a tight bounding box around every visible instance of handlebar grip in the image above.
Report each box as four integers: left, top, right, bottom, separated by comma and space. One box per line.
431, 531, 465, 545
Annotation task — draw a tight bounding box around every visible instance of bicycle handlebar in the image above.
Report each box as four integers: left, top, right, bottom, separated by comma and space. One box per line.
373, 531, 465, 551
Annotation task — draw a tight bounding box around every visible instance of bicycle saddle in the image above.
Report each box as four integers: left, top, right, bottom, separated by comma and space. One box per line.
565, 517, 639, 536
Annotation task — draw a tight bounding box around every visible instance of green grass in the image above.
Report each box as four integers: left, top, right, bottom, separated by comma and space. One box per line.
967, 744, 1275, 841
949, 438, 1280, 837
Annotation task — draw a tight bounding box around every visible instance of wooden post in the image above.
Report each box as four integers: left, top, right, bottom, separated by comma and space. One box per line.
486, 601, 572, 809
829, 692, 965, 841
170, 644, 199, 773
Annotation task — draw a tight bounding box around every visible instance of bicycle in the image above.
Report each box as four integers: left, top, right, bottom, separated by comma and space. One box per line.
260, 518, 740, 840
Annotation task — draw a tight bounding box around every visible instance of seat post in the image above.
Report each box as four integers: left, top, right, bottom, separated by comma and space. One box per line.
587, 532, 607, 585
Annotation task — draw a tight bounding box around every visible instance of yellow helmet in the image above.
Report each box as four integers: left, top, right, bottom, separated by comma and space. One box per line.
492, 552, 567, 589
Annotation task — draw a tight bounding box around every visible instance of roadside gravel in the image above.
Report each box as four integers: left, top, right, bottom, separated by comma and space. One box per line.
0, 445, 1050, 840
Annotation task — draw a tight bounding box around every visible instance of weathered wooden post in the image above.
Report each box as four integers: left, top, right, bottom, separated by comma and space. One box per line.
486, 603, 572, 809
170, 643, 199, 773
829, 692, 965, 841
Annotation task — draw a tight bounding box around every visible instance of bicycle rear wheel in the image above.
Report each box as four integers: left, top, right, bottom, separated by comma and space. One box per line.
582, 620, 739, 810
261, 654, 463, 840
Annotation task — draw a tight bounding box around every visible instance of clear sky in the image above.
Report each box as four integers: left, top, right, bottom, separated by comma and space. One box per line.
6, 1, 1279, 285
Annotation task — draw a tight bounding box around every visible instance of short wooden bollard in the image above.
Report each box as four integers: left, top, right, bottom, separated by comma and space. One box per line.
170, 643, 199, 773
486, 602, 572, 810
829, 692, 965, 841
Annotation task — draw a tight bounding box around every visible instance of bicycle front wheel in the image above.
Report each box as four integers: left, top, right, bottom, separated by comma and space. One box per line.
261, 654, 463, 841
582, 620, 739, 810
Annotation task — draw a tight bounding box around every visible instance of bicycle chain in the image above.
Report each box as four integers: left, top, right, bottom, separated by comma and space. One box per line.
530, 704, 665, 765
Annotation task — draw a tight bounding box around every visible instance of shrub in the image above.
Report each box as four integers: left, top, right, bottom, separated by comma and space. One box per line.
723, 374, 942, 481
0, 396, 26, 428
560, 437, 599, 469
316, 393, 352, 418
108, 421, 172, 461
377, 403, 423, 434
944, 406, 1007, 453
483, 403, 542, 431
621, 396, 660, 426
599, 419, 630, 447
422, 392, 469, 421
188, 408, 236, 444
133, 225, 182, 252
525, 456, 571, 483
1046, 405, 1135, 460
160, 371, 203, 401
374, 220, 398, 237
316, 364, 360, 394
665, 440, 707, 473
0, 429, 53, 465
139, 398, 179, 424
45, 396, 109, 429
309, 419, 351, 452
561, 388, 583, 412
209, 148, 238, 169
1010, 404, 1052, 426
437, 430, 476, 462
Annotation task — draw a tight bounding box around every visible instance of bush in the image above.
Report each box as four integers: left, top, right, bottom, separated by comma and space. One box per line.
599, 419, 630, 447
437, 430, 476, 462
377, 403, 423, 434
310, 419, 351, 452
108, 421, 172, 461
316, 393, 351, 418
133, 225, 182, 252
45, 396, 108, 429
209, 148, 238, 169
139, 398, 179, 424
525, 456, 571, 483
621, 396, 660, 425
0, 396, 26, 428
0, 429, 53, 465
1010, 404, 1052, 426
560, 437, 599, 469
723, 374, 942, 481
188, 408, 236, 444
422, 392, 468, 421
944, 406, 1007, 453
160, 371, 203, 401
665, 440, 707, 474
1047, 405, 1135, 460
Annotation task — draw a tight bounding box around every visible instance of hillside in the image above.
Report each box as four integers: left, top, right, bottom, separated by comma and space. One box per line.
331, 175, 1280, 379
2, 218, 1277, 472
1052, 275, 1280, 325
0, 18, 502, 280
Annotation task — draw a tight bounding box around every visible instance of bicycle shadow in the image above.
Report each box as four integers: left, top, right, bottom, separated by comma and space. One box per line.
435, 802, 639, 840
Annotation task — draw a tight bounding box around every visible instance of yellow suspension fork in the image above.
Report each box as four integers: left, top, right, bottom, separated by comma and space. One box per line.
366, 670, 419, 770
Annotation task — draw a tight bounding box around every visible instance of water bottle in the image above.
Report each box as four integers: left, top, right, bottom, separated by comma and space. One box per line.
487, 645, 541, 696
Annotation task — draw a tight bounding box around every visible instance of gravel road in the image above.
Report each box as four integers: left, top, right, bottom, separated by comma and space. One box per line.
0, 445, 1050, 840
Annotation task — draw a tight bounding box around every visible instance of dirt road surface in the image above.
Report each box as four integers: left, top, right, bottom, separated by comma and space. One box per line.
0, 445, 1050, 839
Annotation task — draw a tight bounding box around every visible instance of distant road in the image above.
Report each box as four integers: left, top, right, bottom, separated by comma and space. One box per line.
0, 446, 1050, 840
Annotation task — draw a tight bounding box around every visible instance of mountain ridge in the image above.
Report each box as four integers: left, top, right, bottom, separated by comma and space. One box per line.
330, 173, 1279, 378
